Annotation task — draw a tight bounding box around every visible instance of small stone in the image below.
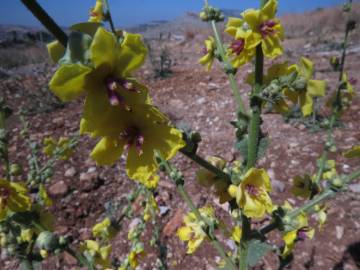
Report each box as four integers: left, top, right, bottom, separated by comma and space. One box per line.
87, 167, 97, 173
63, 251, 77, 265
208, 82, 219, 90
79, 172, 104, 192
163, 208, 184, 237
48, 181, 69, 197
52, 117, 64, 125
64, 167, 76, 177
335, 226, 344, 239
272, 179, 285, 193
348, 184, 360, 193
159, 206, 170, 216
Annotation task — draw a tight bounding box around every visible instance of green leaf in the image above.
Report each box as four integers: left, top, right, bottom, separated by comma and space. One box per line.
235, 136, 269, 163
247, 239, 273, 267
59, 32, 92, 65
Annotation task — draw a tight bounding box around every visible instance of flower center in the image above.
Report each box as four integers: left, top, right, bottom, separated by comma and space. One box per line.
120, 126, 144, 156
259, 20, 277, 38
349, 78, 357, 86
245, 184, 259, 197
0, 186, 10, 209
297, 227, 311, 240
230, 39, 245, 56
105, 77, 138, 108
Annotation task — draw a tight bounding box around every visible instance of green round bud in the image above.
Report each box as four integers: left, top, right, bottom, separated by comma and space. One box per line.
58, 236, 68, 246
282, 216, 292, 225
10, 164, 22, 176
35, 231, 59, 252
199, 11, 208, 21
331, 177, 343, 188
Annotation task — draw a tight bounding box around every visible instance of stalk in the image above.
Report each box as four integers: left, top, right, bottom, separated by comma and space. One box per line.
104, 0, 117, 35
20, 0, 68, 46
158, 153, 237, 270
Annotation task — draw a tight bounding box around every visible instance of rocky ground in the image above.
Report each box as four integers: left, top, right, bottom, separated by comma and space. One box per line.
1, 4, 360, 270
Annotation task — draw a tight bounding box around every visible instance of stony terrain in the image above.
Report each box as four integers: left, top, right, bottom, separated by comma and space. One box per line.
0, 4, 360, 270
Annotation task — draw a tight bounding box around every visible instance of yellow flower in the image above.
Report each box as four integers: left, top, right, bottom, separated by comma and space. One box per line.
92, 217, 117, 240
49, 27, 149, 133
81, 240, 112, 268
231, 226, 242, 243
140, 175, 159, 190
281, 202, 314, 257
288, 57, 326, 116
291, 175, 313, 199
89, 105, 185, 182
225, 17, 257, 67
344, 145, 360, 158
177, 206, 215, 254
228, 168, 273, 218
199, 36, 216, 71
242, 0, 284, 58
39, 184, 53, 207
327, 73, 356, 110
89, 0, 105, 23
0, 179, 31, 221
40, 249, 48, 259
19, 229, 34, 243
128, 244, 145, 269
196, 156, 231, 204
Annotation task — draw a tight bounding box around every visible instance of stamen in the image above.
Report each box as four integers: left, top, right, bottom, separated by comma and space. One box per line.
245, 184, 259, 197
230, 39, 245, 56
297, 227, 310, 240
260, 20, 277, 38
120, 126, 144, 156
201, 47, 208, 55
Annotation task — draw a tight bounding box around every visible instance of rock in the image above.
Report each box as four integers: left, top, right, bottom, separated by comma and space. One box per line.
64, 167, 76, 178
87, 167, 97, 173
63, 251, 77, 265
52, 117, 64, 125
48, 181, 69, 197
272, 179, 285, 193
163, 208, 184, 237
208, 82, 219, 90
79, 172, 104, 192
348, 184, 360, 193
335, 226, 344, 239
159, 206, 170, 217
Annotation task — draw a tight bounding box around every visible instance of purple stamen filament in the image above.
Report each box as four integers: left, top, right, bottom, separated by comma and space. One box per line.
297, 227, 310, 240
349, 78, 357, 86
120, 126, 144, 156
230, 39, 245, 56
259, 20, 277, 38
245, 184, 259, 197
201, 47, 208, 55
105, 77, 139, 108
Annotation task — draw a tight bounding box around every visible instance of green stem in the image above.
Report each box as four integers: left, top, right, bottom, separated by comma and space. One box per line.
334, 0, 352, 114
20, 0, 68, 47
21, 260, 34, 270
65, 247, 95, 270
289, 169, 360, 218
159, 154, 236, 270
104, 0, 117, 35
259, 168, 360, 235
210, 20, 247, 115
0, 110, 10, 181
239, 214, 251, 270
180, 149, 231, 184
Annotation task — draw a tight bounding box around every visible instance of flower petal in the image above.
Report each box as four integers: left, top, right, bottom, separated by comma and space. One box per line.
90, 27, 117, 69
91, 137, 125, 165
115, 32, 148, 77
308, 80, 326, 97
49, 64, 92, 101
47, 41, 65, 63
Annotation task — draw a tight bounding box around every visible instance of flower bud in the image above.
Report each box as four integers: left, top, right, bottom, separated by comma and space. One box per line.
228, 185, 238, 198
10, 164, 22, 176
199, 11, 208, 21
331, 177, 343, 189
35, 231, 58, 252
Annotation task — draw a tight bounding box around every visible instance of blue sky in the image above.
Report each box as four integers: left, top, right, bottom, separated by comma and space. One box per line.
1, 0, 356, 28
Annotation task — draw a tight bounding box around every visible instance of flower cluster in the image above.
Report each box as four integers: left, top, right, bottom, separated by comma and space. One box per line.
47, 18, 185, 184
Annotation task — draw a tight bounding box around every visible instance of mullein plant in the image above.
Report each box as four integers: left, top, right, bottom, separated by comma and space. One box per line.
13, 0, 359, 269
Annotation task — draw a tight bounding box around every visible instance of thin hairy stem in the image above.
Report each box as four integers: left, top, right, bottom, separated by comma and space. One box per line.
104, 0, 117, 35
